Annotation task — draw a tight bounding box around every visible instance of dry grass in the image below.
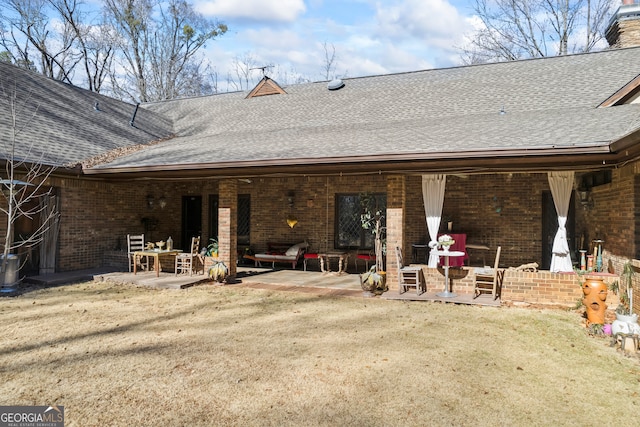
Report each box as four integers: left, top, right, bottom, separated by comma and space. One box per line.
1, 280, 639, 426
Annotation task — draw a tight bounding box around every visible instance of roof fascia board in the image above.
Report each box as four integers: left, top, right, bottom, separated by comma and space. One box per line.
599, 73, 640, 107
609, 127, 640, 155
81, 145, 623, 180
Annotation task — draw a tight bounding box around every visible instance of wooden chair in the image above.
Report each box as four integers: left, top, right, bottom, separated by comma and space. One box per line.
473, 246, 504, 300
175, 236, 203, 276
127, 234, 149, 272
395, 246, 425, 295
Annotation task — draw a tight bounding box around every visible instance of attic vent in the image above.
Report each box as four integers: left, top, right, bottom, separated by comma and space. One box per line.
246, 76, 287, 99
328, 79, 345, 91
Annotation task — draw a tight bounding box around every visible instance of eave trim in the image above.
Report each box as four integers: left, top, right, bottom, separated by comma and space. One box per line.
82, 144, 614, 176
599, 73, 640, 107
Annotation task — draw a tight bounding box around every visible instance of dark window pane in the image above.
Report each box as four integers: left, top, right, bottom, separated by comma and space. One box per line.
335, 193, 386, 249
237, 194, 251, 245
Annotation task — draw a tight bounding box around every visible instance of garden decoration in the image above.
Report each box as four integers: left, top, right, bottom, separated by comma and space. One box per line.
360, 265, 387, 297
610, 262, 639, 352
579, 250, 587, 271
611, 321, 640, 353
208, 261, 228, 283
614, 261, 637, 320
581, 277, 608, 325
438, 234, 455, 252
360, 193, 386, 275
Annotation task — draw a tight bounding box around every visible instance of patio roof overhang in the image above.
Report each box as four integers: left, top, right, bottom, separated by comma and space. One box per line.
79, 135, 640, 181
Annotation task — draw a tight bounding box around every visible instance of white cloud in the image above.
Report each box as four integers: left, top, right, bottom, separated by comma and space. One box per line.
374, 0, 471, 44
195, 0, 306, 22
203, 0, 476, 90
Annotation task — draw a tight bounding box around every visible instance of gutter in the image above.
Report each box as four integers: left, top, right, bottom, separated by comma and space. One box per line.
76, 142, 629, 179
83, 144, 615, 173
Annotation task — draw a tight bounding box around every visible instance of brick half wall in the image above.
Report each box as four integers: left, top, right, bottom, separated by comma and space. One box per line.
390, 266, 616, 307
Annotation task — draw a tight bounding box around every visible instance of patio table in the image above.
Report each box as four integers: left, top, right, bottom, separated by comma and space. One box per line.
134, 249, 182, 277
318, 252, 349, 275
435, 250, 465, 298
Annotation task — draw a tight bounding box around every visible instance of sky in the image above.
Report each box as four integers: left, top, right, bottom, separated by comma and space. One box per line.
193, 0, 480, 88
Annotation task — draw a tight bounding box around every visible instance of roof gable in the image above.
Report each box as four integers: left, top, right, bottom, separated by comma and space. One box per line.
245, 76, 287, 99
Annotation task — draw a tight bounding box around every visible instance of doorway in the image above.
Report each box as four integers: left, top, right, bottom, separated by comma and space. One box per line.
541, 190, 575, 270
181, 195, 202, 250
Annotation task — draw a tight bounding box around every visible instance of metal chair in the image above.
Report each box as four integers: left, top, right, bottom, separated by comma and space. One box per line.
473, 246, 504, 300
395, 246, 425, 295
127, 234, 149, 272
175, 236, 203, 275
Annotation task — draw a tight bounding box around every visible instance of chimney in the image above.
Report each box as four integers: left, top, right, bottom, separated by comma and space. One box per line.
606, 0, 640, 48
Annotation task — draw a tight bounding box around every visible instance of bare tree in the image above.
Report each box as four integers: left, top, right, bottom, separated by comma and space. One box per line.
0, 0, 116, 92
0, 78, 58, 287
462, 0, 615, 64
104, 0, 227, 102
321, 41, 336, 80
50, 0, 115, 93
0, 0, 79, 82
271, 63, 310, 86
226, 52, 260, 91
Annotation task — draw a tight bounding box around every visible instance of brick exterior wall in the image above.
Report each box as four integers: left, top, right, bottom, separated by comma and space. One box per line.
218, 179, 238, 279
2, 163, 639, 312
412, 267, 590, 306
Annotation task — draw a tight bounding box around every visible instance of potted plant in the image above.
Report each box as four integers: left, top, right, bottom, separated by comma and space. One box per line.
205, 238, 219, 257
360, 265, 388, 296
208, 261, 228, 283
612, 261, 638, 324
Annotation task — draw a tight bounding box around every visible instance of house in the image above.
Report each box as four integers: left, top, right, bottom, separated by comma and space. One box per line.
2, 3, 640, 309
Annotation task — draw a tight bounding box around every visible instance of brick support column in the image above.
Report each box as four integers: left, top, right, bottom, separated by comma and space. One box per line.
386, 175, 406, 290
218, 180, 238, 281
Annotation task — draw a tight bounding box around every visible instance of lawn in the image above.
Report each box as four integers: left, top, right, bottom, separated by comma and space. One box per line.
1, 280, 639, 426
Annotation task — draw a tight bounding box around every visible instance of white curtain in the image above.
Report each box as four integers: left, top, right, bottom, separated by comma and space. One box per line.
548, 171, 574, 272
422, 174, 446, 267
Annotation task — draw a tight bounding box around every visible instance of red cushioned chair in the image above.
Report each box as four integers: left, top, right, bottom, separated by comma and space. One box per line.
303, 253, 319, 271
354, 252, 376, 272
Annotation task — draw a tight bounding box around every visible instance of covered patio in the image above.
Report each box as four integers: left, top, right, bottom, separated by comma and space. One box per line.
20, 262, 510, 308
3, 46, 640, 312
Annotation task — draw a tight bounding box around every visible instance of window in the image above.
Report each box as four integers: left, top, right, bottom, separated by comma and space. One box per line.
208, 195, 219, 240
237, 194, 251, 245
335, 193, 386, 249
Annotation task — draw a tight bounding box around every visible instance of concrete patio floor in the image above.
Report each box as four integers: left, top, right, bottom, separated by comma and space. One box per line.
19, 265, 364, 294
14, 265, 501, 305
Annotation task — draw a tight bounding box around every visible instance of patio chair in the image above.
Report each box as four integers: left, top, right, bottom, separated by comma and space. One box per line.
354, 251, 376, 273
473, 246, 504, 300
127, 234, 149, 272
175, 236, 204, 276
303, 252, 319, 271
395, 246, 425, 295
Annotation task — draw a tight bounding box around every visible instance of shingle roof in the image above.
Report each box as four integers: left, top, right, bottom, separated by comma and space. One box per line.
0, 62, 173, 167
87, 47, 640, 174
4, 47, 640, 176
